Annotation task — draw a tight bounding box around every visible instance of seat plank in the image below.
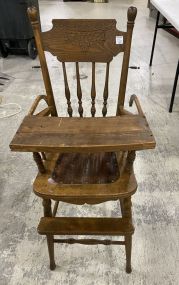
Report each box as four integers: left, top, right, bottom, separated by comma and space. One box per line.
38, 217, 134, 235
10, 116, 156, 153
51, 152, 119, 184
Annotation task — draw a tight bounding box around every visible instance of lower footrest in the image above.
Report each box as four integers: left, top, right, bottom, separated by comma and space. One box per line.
38, 217, 134, 236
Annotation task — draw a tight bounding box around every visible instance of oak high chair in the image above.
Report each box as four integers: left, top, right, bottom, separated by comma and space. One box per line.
10, 6, 156, 273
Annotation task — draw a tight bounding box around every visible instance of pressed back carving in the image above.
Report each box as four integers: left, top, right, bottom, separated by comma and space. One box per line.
27, 6, 137, 116
41, 19, 126, 63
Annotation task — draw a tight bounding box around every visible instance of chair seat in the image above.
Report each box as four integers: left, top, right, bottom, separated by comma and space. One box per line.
51, 152, 119, 184
33, 152, 137, 203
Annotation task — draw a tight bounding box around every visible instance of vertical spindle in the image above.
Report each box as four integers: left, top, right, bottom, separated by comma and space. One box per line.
91, 62, 96, 117
76, 62, 83, 117
102, 62, 110, 117
62, 62, 73, 117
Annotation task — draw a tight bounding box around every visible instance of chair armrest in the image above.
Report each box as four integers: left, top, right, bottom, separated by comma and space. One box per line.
118, 106, 134, 116
28, 95, 51, 116
129, 95, 144, 116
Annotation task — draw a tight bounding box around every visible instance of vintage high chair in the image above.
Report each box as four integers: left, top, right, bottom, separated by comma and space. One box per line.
10, 6, 156, 273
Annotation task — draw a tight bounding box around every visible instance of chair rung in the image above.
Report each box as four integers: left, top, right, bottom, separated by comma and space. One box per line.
38, 217, 134, 236
53, 238, 125, 245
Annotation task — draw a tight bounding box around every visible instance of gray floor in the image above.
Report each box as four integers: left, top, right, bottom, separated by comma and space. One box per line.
0, 0, 179, 284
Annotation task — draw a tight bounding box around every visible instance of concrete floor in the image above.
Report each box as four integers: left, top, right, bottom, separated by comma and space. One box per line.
0, 0, 179, 284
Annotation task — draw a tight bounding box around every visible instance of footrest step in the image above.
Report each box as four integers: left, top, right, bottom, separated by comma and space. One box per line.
38, 217, 134, 236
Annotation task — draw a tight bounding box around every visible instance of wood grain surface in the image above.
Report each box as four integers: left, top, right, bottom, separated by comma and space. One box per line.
38, 217, 134, 235
10, 115, 155, 153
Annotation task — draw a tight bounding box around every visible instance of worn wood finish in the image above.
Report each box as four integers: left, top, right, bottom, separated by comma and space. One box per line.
62, 62, 73, 117
38, 217, 134, 235
33, 152, 137, 202
102, 62, 110, 117
33, 152, 46, 174
91, 62, 96, 117
40, 19, 126, 62
9, 6, 157, 273
46, 234, 56, 270
27, 6, 137, 117
41, 152, 47, 160
28, 95, 49, 115
125, 235, 132, 273
35, 107, 52, 117
123, 197, 133, 273
10, 116, 156, 153
117, 6, 137, 113
43, 199, 52, 217
75, 62, 83, 117
53, 238, 125, 245
27, 7, 57, 117
52, 201, 59, 217
125, 151, 136, 173
42, 199, 56, 270
52, 152, 119, 184
129, 94, 145, 116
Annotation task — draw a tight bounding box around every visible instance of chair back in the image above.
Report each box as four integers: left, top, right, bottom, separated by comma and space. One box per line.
27, 7, 137, 117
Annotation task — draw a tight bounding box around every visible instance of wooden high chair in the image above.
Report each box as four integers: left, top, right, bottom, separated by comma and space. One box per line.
10, 6, 156, 273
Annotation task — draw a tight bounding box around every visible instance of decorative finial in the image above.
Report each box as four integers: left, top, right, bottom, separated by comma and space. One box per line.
127, 6, 137, 23
27, 6, 38, 23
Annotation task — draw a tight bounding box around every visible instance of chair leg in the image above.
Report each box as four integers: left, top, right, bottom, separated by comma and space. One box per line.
52, 201, 59, 217
119, 198, 124, 217
122, 197, 133, 273
47, 234, 56, 270
42, 199, 56, 270
125, 235, 132, 273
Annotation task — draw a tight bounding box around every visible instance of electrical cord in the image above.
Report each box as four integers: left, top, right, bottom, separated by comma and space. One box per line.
0, 96, 22, 118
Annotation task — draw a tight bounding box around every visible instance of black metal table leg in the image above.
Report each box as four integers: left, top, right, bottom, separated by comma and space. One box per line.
149, 11, 160, 66
169, 60, 179, 112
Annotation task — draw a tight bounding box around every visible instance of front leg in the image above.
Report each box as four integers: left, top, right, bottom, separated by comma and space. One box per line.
42, 199, 56, 270
33, 152, 46, 174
